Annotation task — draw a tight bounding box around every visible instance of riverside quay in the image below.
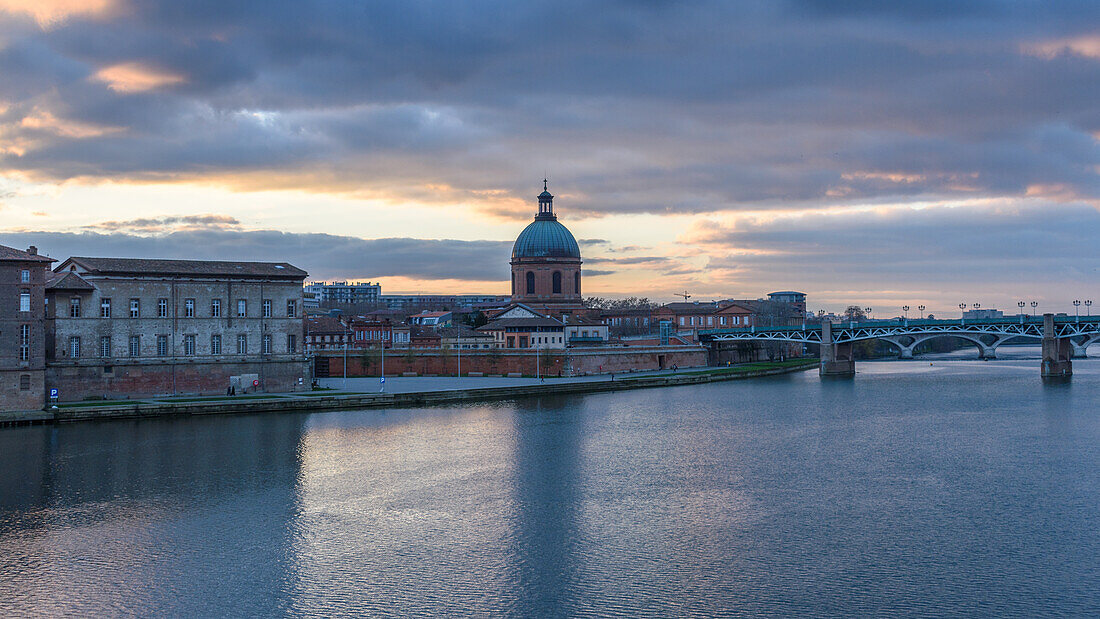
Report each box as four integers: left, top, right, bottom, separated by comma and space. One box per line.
0, 245, 311, 410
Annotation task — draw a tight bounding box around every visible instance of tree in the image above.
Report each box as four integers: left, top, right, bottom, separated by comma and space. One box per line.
843, 306, 867, 322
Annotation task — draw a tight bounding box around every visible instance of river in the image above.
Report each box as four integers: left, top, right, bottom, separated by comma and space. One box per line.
1, 347, 1098, 616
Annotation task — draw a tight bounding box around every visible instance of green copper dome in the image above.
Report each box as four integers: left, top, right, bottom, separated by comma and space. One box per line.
513, 181, 581, 260
512, 219, 581, 259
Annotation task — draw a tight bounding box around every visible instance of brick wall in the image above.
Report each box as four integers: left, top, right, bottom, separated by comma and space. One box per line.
46, 358, 310, 401
318, 346, 708, 377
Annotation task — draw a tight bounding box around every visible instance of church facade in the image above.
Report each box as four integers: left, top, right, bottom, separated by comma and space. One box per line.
509, 182, 585, 314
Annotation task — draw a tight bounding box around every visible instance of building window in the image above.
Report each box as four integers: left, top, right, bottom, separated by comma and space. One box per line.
211, 334, 222, 355
262, 334, 272, 354
511, 272, 515, 295
19, 324, 30, 361
287, 334, 296, 353
237, 299, 247, 317
70, 297, 81, 318
211, 298, 221, 318
157, 335, 168, 356
19, 375, 30, 391
130, 298, 140, 318
237, 334, 247, 354
286, 299, 296, 317
99, 336, 111, 358
158, 298, 168, 318
526, 271, 535, 295
575, 271, 580, 295
100, 298, 111, 318
679, 317, 685, 326
184, 298, 195, 318
70, 336, 81, 358
552, 271, 562, 294
129, 335, 140, 357
20, 290, 30, 312
183, 335, 196, 356
21, 269, 29, 283
263, 299, 272, 318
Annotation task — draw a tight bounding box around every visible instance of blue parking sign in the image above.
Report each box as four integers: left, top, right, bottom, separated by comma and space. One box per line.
49, 388, 58, 399
380, 376, 386, 383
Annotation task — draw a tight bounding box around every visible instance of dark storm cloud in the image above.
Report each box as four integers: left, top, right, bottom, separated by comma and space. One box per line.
2, 1, 1100, 214
0, 229, 510, 282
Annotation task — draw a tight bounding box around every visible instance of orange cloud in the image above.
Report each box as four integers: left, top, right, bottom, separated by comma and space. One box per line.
1024, 35, 1100, 60
19, 108, 123, 138
0, 0, 116, 27
93, 62, 185, 93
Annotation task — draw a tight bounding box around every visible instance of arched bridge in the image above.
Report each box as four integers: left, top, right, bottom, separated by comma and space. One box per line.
699, 314, 1093, 378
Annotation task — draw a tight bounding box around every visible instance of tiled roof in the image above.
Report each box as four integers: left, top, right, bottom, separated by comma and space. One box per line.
305, 315, 346, 335
45, 271, 95, 291
0, 244, 55, 263
478, 316, 564, 330
60, 257, 307, 279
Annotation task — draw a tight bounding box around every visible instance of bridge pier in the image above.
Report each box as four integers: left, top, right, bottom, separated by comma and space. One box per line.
1072, 343, 1088, 359
978, 345, 996, 360
1041, 313, 1072, 379
820, 322, 855, 377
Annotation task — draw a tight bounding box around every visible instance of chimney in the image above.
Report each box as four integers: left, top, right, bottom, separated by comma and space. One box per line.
27, 246, 37, 255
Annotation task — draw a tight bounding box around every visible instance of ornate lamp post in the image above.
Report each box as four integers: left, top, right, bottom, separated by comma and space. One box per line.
1087, 299, 1093, 317
865, 307, 872, 321
1030, 300, 1038, 316
918, 305, 925, 320
1074, 299, 1081, 323
902, 305, 909, 323
1018, 301, 1025, 324
959, 303, 967, 325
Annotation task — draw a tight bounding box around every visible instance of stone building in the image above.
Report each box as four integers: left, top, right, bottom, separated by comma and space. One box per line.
0, 245, 54, 412
44, 257, 309, 401
478, 304, 567, 349
509, 181, 585, 314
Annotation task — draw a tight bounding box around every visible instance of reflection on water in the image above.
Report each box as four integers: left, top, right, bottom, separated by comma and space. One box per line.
2, 353, 1100, 616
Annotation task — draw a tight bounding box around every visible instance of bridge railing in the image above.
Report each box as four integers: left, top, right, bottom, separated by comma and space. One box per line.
700, 314, 1095, 336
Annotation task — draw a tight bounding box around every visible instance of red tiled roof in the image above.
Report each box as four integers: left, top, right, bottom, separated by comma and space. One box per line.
59, 256, 307, 279
0, 244, 55, 263
45, 271, 95, 291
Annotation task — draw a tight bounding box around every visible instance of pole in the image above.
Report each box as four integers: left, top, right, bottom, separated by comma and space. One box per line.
457, 339, 461, 377
343, 321, 348, 389
380, 339, 385, 392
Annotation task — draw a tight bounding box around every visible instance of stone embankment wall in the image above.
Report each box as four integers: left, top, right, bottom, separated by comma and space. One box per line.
1, 360, 817, 426
319, 346, 708, 378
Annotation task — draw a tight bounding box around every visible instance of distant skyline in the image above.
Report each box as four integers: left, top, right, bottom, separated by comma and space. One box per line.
2, 1, 1100, 314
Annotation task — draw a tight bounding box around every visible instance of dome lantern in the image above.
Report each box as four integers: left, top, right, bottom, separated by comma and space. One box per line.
536, 178, 555, 220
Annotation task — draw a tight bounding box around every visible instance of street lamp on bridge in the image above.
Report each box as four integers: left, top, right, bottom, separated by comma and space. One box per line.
1074, 299, 1081, 323
918, 305, 925, 320
1031, 300, 1038, 316
902, 305, 909, 319
865, 307, 872, 320
959, 303, 967, 324
1087, 300, 1093, 317
1018, 301, 1025, 324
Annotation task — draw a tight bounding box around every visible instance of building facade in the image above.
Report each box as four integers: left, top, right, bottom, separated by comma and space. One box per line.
0, 245, 54, 412
509, 181, 584, 313
304, 281, 382, 306
478, 304, 567, 349
44, 257, 309, 401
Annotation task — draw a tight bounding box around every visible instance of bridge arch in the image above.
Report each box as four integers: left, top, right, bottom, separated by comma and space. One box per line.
875, 333, 1018, 359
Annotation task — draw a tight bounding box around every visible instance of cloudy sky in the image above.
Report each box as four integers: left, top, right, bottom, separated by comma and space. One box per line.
1, 0, 1099, 314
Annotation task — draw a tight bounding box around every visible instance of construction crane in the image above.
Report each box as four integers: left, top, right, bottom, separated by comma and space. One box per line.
676, 291, 691, 301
